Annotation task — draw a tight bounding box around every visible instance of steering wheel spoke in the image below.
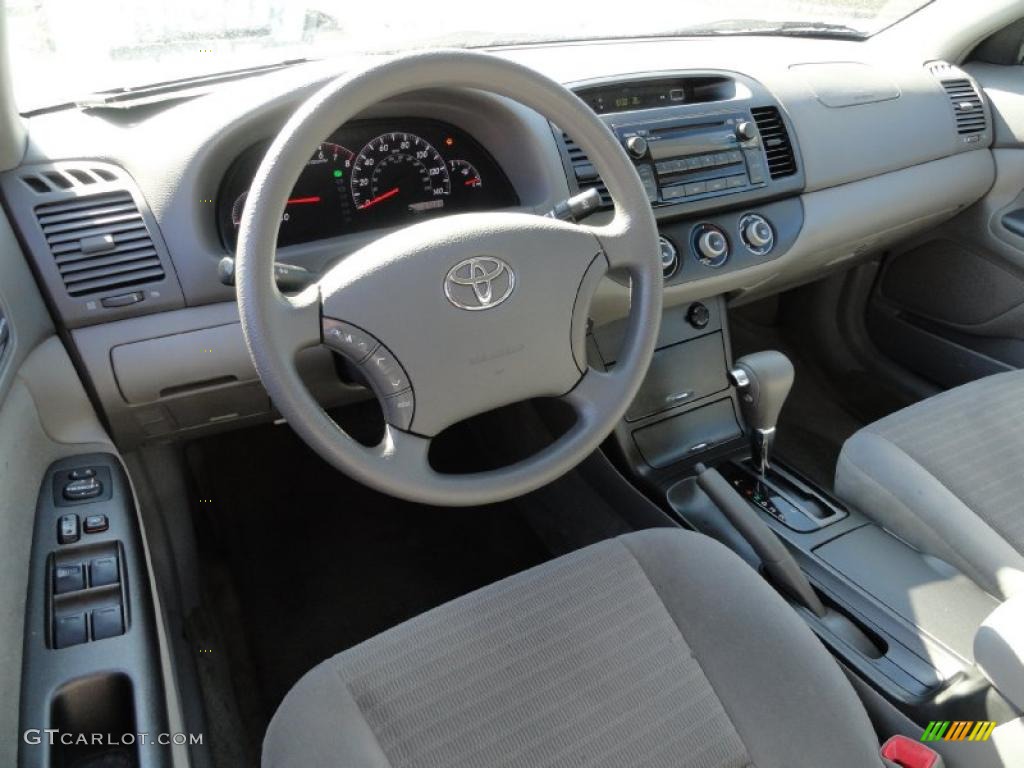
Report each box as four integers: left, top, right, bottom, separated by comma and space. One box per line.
581, 220, 653, 273
562, 368, 624, 426
268, 286, 322, 357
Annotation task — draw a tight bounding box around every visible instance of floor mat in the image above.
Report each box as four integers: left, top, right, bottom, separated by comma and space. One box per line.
186, 422, 552, 733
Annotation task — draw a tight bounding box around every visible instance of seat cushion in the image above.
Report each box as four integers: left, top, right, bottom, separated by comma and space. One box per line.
262, 529, 882, 768
836, 369, 1024, 601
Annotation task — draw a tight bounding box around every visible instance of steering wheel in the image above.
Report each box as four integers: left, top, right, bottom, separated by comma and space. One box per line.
235, 50, 662, 506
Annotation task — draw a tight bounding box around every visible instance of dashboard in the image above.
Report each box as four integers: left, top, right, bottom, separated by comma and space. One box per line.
0, 36, 1002, 451
217, 118, 518, 249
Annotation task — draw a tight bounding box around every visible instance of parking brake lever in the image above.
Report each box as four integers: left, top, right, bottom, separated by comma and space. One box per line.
696, 462, 827, 618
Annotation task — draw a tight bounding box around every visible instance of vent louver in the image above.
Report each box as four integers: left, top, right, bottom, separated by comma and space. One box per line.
750, 107, 797, 179
939, 79, 987, 135
560, 133, 612, 208
20, 166, 116, 194
35, 191, 165, 297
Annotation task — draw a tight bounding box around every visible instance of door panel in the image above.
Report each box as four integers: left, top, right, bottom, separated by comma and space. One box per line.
0, 208, 117, 765
867, 63, 1024, 388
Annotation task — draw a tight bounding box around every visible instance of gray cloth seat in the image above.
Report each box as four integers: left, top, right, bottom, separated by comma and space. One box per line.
836, 369, 1024, 602
263, 529, 883, 767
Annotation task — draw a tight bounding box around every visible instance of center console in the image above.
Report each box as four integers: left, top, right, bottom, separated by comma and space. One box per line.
597, 299, 1020, 735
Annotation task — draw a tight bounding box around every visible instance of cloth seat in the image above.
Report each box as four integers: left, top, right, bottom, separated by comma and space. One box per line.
835, 370, 1024, 602
263, 529, 883, 767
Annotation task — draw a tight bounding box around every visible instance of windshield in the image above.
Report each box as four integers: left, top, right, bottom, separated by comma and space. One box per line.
7, 0, 933, 112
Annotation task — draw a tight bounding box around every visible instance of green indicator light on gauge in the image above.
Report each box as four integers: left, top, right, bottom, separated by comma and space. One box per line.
333, 169, 343, 178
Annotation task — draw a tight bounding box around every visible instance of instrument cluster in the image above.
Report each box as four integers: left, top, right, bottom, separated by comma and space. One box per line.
218, 118, 518, 249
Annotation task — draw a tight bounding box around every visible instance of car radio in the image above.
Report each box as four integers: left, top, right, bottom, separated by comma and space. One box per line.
607, 110, 770, 207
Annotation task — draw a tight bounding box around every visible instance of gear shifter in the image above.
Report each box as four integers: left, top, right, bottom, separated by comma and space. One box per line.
729, 351, 794, 476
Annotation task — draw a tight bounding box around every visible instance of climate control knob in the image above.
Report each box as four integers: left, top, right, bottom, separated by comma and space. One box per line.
692, 225, 730, 268
739, 214, 775, 255
658, 236, 679, 278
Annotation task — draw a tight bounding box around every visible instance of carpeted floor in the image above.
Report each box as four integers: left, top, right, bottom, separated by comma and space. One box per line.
185, 419, 553, 759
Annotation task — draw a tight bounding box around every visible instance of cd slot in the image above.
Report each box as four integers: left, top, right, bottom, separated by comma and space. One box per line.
648, 120, 723, 136
648, 129, 737, 160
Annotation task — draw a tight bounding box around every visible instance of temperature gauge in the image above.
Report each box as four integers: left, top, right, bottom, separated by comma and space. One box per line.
448, 159, 482, 189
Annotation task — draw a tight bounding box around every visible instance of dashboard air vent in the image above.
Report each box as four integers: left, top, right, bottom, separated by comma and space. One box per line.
939, 79, 987, 135
34, 191, 165, 297
560, 132, 612, 208
20, 166, 118, 194
750, 107, 797, 179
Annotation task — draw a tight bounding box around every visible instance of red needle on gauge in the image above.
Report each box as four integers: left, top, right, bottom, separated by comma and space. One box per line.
287, 196, 321, 205
357, 187, 400, 210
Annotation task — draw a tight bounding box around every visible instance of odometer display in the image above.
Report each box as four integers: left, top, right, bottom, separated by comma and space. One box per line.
350, 133, 451, 213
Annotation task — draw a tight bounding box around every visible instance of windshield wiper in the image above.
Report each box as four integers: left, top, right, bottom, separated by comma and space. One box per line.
23, 58, 316, 116
673, 19, 866, 40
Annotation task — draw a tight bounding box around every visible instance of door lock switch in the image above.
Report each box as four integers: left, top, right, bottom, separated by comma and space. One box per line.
57, 514, 80, 544
84, 514, 109, 534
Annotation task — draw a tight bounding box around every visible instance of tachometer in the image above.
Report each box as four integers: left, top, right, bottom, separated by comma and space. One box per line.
350, 133, 451, 212
309, 142, 355, 175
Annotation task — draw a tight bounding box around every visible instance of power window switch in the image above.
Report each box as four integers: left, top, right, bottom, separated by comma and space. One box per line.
57, 514, 80, 544
89, 556, 119, 587
69, 468, 96, 480
83, 514, 109, 534
92, 606, 124, 640
54, 613, 87, 648
54, 563, 85, 594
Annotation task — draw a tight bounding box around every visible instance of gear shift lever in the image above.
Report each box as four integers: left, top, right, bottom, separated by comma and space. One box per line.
729, 351, 794, 476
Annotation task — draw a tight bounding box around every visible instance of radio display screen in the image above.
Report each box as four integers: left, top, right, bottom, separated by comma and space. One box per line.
576, 82, 687, 114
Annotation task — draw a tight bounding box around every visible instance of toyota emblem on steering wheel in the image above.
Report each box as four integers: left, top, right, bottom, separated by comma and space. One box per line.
444, 256, 516, 311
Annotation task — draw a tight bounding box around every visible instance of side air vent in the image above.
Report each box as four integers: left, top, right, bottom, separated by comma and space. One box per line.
35, 191, 165, 297
560, 132, 612, 208
750, 107, 797, 179
926, 62, 989, 139
940, 79, 987, 135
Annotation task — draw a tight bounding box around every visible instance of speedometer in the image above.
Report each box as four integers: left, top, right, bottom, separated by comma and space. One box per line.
350, 133, 451, 212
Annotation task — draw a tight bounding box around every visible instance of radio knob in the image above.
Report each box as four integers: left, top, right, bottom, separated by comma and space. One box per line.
740, 214, 775, 254
735, 121, 757, 142
625, 135, 648, 159
695, 226, 729, 267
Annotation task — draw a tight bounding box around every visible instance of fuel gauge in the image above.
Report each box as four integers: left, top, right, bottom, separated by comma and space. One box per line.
448, 159, 482, 189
